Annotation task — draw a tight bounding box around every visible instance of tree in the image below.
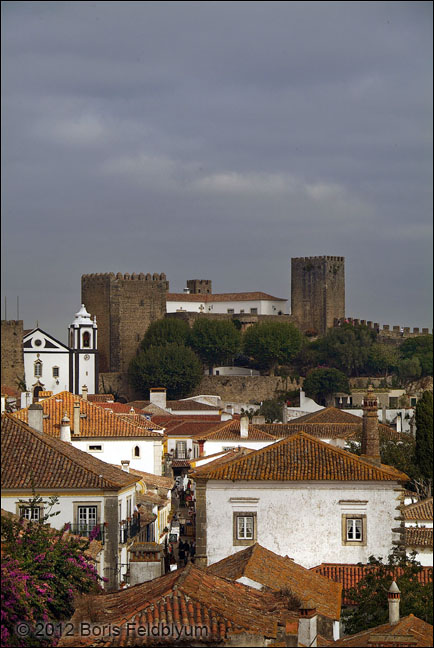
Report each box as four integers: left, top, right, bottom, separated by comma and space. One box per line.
1, 497, 102, 647
399, 335, 433, 377
397, 357, 422, 384
303, 367, 350, 406
188, 319, 241, 371
341, 552, 433, 634
256, 399, 284, 423
128, 343, 203, 400
415, 391, 433, 495
314, 324, 376, 376
141, 318, 190, 350
242, 321, 302, 374
367, 343, 399, 378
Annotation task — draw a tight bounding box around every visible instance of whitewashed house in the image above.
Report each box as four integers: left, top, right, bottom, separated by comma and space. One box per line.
197, 417, 279, 456
166, 290, 287, 315
23, 304, 98, 398
1, 413, 146, 591
14, 391, 165, 475
192, 390, 409, 570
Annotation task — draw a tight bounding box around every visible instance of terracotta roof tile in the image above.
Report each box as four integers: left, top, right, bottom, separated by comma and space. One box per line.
404, 497, 433, 521
128, 400, 219, 412
127, 469, 174, 490
207, 543, 342, 620
190, 432, 409, 482
332, 614, 433, 647
311, 564, 433, 606
160, 419, 226, 437
167, 291, 286, 302
87, 394, 115, 402
197, 419, 279, 441
190, 448, 255, 474
405, 527, 433, 548
58, 563, 283, 646
1, 414, 139, 490
13, 391, 164, 438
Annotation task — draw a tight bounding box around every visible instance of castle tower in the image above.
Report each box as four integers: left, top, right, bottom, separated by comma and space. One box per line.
1, 320, 24, 388
291, 256, 345, 335
68, 304, 98, 395
81, 273, 169, 373
186, 279, 212, 294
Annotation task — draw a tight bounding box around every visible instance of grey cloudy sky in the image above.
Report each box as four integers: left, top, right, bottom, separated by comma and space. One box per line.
2, 1, 432, 342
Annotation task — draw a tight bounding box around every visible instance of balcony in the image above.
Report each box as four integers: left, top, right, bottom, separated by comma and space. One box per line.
119, 516, 141, 544
67, 524, 105, 544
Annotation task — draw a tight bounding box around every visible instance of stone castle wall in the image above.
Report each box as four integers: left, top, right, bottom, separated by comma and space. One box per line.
1, 320, 24, 388
192, 375, 301, 404
82, 273, 168, 373
334, 317, 432, 343
291, 256, 345, 335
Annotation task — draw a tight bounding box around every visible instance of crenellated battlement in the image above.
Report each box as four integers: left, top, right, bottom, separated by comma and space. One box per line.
292, 256, 345, 263
334, 318, 432, 336
82, 272, 167, 282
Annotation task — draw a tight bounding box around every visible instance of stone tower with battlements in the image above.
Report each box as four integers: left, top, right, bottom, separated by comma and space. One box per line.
186, 279, 212, 294
81, 273, 168, 373
291, 256, 345, 335
1, 320, 24, 388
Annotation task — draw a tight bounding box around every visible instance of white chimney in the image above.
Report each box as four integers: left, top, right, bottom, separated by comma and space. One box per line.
121, 460, 130, 473
28, 403, 44, 434
240, 416, 249, 438
298, 600, 318, 647
73, 401, 81, 436
81, 385, 88, 401
396, 412, 402, 433
150, 388, 167, 409
282, 403, 288, 423
60, 412, 71, 443
21, 391, 32, 409
1, 395, 5, 414
388, 581, 401, 625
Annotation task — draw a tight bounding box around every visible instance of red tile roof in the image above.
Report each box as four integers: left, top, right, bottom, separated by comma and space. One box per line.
331, 614, 433, 647
92, 402, 142, 414
127, 468, 174, 490
14, 391, 164, 438
311, 564, 433, 606
404, 498, 433, 521
258, 407, 408, 441
190, 447, 255, 474
190, 432, 409, 482
197, 419, 279, 441
167, 291, 286, 302
87, 394, 115, 402
1, 414, 139, 491
155, 419, 224, 437
58, 563, 284, 646
207, 543, 342, 620
405, 527, 433, 548
129, 400, 220, 412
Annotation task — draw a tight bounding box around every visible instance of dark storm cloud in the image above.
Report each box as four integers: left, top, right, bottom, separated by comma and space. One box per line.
1, 1, 432, 341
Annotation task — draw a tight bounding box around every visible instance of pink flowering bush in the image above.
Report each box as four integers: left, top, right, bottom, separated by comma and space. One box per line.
1, 500, 104, 647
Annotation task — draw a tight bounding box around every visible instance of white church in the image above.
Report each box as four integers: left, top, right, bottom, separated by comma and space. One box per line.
23, 305, 98, 399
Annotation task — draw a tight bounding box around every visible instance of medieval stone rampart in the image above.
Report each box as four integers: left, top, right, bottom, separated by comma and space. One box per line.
192, 375, 302, 403
1, 320, 24, 388
82, 273, 168, 373
334, 317, 432, 341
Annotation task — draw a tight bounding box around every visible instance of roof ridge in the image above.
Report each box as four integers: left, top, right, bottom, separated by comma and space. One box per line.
4, 413, 138, 489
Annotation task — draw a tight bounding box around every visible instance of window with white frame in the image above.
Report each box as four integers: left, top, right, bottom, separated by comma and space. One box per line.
176, 441, 187, 459
19, 506, 41, 521
346, 518, 363, 541
341, 513, 367, 546
233, 511, 257, 546
77, 506, 97, 534
34, 361, 42, 377
52, 367, 60, 378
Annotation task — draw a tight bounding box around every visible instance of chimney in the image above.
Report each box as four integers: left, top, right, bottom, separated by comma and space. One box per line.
388, 581, 401, 625
121, 460, 130, 473
298, 600, 318, 647
73, 401, 81, 436
1, 395, 5, 414
150, 388, 167, 410
28, 403, 44, 434
60, 412, 71, 443
81, 385, 88, 401
21, 391, 32, 409
240, 416, 249, 438
282, 402, 288, 423
361, 385, 381, 466
396, 412, 402, 433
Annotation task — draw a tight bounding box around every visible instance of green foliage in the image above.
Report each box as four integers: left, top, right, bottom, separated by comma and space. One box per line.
243, 321, 302, 374
341, 552, 433, 634
314, 324, 377, 376
399, 335, 433, 377
141, 318, 190, 350
303, 367, 350, 406
129, 343, 202, 399
415, 391, 433, 485
397, 357, 422, 383
367, 344, 399, 377
256, 399, 284, 423
188, 319, 241, 369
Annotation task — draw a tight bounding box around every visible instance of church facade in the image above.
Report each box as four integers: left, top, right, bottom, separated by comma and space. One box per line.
23, 305, 98, 398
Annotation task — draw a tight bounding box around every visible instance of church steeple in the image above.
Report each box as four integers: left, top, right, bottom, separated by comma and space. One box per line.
68, 305, 98, 395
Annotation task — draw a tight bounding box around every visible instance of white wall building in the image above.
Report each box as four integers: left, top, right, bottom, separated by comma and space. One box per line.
23, 305, 98, 398
166, 291, 287, 315
403, 497, 433, 566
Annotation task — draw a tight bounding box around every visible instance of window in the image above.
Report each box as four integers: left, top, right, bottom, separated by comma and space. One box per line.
133, 445, 140, 458
126, 497, 132, 519
77, 506, 97, 534
82, 331, 90, 348
341, 514, 367, 546
410, 398, 417, 407
250, 308, 258, 314
87, 444, 103, 452
389, 397, 398, 408
34, 361, 42, 377
52, 367, 59, 378
176, 441, 187, 459
34, 339, 42, 347
227, 309, 234, 314
20, 506, 41, 521
233, 512, 257, 546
